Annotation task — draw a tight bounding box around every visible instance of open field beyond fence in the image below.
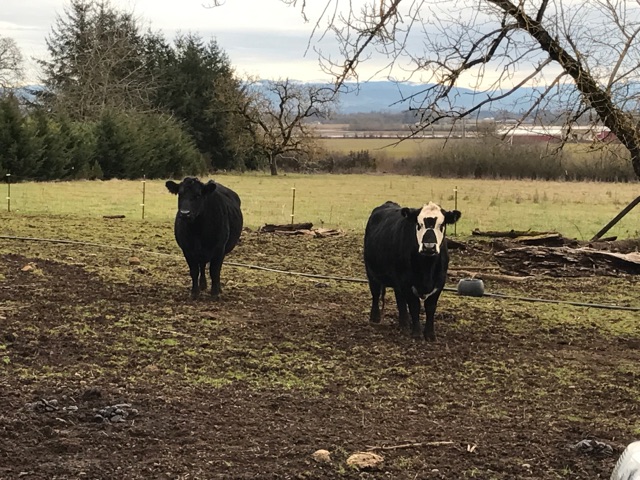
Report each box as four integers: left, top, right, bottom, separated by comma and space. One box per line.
1, 174, 638, 240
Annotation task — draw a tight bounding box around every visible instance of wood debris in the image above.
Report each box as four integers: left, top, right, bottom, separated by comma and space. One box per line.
495, 245, 640, 276
258, 222, 342, 237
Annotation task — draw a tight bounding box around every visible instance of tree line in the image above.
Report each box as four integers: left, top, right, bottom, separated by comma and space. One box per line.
0, 0, 334, 180
2, 0, 639, 182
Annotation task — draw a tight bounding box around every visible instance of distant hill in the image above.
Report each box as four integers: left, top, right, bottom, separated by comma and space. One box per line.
251, 80, 568, 114
10, 81, 563, 115
332, 81, 555, 115
3, 85, 45, 104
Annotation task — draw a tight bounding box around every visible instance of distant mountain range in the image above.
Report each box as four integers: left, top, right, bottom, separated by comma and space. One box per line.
11, 81, 565, 115
331, 81, 558, 115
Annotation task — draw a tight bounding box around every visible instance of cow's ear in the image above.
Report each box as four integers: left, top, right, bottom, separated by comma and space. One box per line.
401, 207, 420, 223
444, 210, 462, 224
166, 180, 180, 195
203, 181, 217, 195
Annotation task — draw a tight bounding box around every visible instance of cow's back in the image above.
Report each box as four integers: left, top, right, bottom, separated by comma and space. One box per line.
214, 183, 243, 254
364, 201, 414, 287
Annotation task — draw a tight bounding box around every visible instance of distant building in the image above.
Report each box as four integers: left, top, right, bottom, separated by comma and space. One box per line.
495, 125, 615, 144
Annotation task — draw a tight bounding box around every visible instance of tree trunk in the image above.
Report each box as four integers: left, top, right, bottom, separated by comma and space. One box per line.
269, 154, 278, 176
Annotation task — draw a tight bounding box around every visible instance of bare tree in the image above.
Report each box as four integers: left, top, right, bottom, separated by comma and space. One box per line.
239, 78, 336, 175
211, 1, 640, 178
0, 36, 24, 89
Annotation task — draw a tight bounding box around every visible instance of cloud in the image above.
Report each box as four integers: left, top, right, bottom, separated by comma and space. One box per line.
6, 0, 340, 83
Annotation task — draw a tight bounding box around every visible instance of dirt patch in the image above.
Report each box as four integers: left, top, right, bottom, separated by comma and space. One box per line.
1, 218, 639, 479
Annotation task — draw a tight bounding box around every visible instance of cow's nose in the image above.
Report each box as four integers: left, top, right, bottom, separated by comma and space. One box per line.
421, 243, 437, 255
178, 209, 191, 218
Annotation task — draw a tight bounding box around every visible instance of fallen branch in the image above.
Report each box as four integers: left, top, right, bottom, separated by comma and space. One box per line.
495, 246, 640, 276
513, 233, 569, 247
472, 228, 557, 238
366, 441, 454, 452
259, 222, 313, 233
583, 238, 640, 253
446, 238, 467, 250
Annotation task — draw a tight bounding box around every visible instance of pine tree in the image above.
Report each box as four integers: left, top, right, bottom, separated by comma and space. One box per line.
0, 95, 38, 178
153, 33, 253, 170
39, 0, 151, 120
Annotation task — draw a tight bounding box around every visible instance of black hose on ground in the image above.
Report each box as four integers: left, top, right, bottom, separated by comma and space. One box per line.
1, 234, 639, 312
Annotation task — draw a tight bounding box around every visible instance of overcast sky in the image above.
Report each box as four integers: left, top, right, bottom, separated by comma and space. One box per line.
3, 0, 575, 90
3, 0, 356, 85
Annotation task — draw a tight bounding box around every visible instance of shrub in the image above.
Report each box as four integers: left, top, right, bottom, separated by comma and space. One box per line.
314, 150, 377, 173
93, 110, 207, 179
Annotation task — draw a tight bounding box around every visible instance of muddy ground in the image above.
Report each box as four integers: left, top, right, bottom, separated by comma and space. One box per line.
1, 214, 639, 479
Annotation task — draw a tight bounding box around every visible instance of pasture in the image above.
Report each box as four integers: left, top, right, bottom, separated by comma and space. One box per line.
1, 175, 639, 479
2, 174, 639, 239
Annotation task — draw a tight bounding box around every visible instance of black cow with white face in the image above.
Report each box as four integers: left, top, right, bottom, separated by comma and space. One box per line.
364, 201, 461, 340
166, 177, 243, 300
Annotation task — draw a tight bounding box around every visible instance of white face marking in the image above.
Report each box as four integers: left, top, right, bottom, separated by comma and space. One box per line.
415, 202, 446, 254
412, 286, 440, 300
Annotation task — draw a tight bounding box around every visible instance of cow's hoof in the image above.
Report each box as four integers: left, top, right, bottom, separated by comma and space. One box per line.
424, 334, 437, 342
190, 292, 199, 300
411, 330, 423, 340
369, 315, 381, 324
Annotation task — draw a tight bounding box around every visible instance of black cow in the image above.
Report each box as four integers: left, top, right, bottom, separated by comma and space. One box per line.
364, 201, 461, 341
166, 177, 243, 300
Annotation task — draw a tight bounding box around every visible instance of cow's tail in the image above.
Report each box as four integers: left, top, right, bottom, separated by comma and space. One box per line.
380, 287, 386, 320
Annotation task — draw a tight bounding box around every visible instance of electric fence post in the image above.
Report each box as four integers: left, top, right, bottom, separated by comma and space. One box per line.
453, 185, 458, 236
291, 187, 296, 226
6, 173, 11, 213
141, 175, 146, 220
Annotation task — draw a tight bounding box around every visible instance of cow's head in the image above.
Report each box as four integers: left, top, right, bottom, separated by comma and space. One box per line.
402, 202, 461, 256
165, 177, 217, 221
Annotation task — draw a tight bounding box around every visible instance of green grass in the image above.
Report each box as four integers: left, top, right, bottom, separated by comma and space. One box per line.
318, 137, 439, 157
1, 174, 639, 239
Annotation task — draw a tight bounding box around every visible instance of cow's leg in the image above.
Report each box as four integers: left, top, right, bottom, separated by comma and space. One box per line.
186, 257, 200, 300
407, 295, 422, 339
198, 263, 207, 292
209, 252, 225, 299
367, 278, 383, 323
394, 290, 410, 330
423, 290, 442, 341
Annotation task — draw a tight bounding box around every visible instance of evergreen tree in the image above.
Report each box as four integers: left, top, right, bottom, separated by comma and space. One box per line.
94, 110, 131, 179
39, 0, 151, 120
58, 116, 97, 179
153, 33, 253, 170
0, 95, 38, 178
93, 109, 206, 179
28, 109, 70, 180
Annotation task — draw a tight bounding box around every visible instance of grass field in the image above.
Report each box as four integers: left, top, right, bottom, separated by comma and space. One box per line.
318, 137, 440, 158
1, 174, 638, 240
318, 136, 607, 157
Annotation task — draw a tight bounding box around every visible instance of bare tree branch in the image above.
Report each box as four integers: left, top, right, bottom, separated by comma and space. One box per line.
0, 36, 24, 90
238, 78, 337, 174
211, 0, 640, 177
